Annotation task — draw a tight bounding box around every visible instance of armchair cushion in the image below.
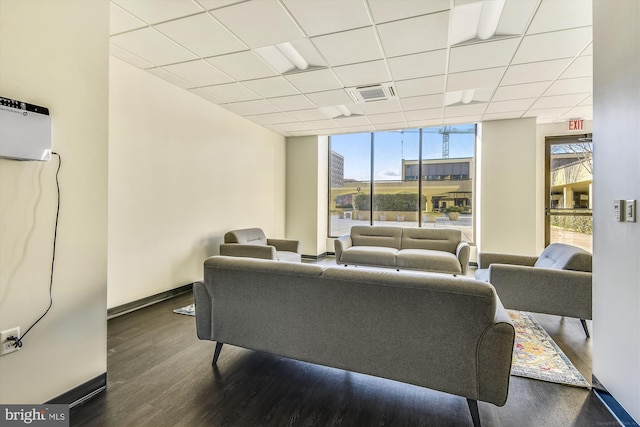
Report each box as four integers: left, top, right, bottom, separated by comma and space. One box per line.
221, 228, 302, 262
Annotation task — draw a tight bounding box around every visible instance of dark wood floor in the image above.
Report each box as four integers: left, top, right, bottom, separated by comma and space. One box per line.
71, 268, 618, 427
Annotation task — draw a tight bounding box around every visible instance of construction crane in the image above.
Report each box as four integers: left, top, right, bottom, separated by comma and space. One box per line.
423, 126, 475, 159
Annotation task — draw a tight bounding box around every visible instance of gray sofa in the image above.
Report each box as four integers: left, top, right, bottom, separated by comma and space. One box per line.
194, 256, 515, 427
219, 227, 301, 262
335, 226, 470, 275
475, 243, 592, 337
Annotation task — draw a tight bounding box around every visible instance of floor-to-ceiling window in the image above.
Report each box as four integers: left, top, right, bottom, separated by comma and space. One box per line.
329, 124, 476, 241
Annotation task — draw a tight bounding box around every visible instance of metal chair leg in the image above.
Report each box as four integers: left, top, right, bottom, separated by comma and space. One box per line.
212, 342, 224, 365
580, 319, 590, 338
467, 399, 481, 427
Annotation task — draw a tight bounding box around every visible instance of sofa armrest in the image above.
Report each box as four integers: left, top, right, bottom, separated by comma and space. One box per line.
456, 241, 471, 275
219, 243, 277, 260
487, 264, 592, 319
334, 235, 352, 263
477, 252, 538, 269
193, 281, 213, 340
267, 238, 301, 253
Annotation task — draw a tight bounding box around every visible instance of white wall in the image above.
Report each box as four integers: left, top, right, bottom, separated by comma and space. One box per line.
0, 1, 108, 403
592, 0, 640, 421
286, 135, 328, 257
108, 57, 286, 308
479, 118, 538, 255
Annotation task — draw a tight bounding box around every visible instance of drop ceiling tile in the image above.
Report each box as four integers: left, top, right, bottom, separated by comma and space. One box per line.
311, 27, 383, 66
230, 99, 280, 115
110, 3, 146, 35
220, 103, 248, 115
501, 59, 572, 85
205, 51, 278, 81
146, 67, 195, 89
387, 50, 447, 81
267, 95, 317, 111
113, 0, 203, 24
581, 43, 593, 55
211, 0, 305, 48
447, 67, 504, 92
189, 87, 223, 103
485, 98, 536, 114
400, 94, 444, 111
111, 27, 197, 66
305, 90, 354, 107
368, 112, 406, 124
482, 111, 526, 121
374, 122, 407, 131
377, 12, 449, 57
527, 0, 592, 35
512, 27, 592, 64
561, 56, 593, 79
197, 0, 246, 10
395, 75, 445, 98
562, 105, 592, 119
444, 103, 486, 118
252, 111, 296, 125
162, 60, 233, 86
288, 109, 327, 121
334, 116, 371, 127
200, 82, 260, 102
110, 44, 155, 69
359, 99, 402, 115
303, 119, 339, 130
332, 61, 391, 88
368, 0, 449, 24
404, 108, 443, 121
282, 0, 371, 37
155, 13, 246, 57
449, 38, 520, 73
545, 77, 592, 97
492, 82, 550, 101
242, 76, 300, 98
495, 0, 538, 36
407, 118, 444, 128
524, 107, 572, 120
531, 94, 590, 110
444, 115, 482, 125
278, 122, 312, 132
580, 95, 593, 106
284, 69, 343, 93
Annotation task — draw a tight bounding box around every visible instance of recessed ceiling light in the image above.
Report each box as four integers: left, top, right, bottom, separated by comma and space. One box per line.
255, 39, 327, 74
449, 0, 506, 46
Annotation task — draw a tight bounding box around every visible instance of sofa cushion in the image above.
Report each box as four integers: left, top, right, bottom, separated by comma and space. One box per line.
350, 226, 402, 249
277, 251, 302, 263
400, 228, 461, 253
397, 249, 462, 274
224, 228, 267, 245
533, 243, 592, 272
340, 246, 398, 267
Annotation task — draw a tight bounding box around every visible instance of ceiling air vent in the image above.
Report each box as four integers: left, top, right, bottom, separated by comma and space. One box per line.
346, 83, 396, 103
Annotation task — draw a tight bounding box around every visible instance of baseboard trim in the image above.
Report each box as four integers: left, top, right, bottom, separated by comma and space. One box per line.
47, 373, 106, 408
302, 253, 328, 261
592, 375, 639, 427
107, 283, 193, 319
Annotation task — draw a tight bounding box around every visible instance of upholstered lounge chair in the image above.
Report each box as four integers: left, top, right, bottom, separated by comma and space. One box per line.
219, 227, 302, 262
475, 243, 592, 337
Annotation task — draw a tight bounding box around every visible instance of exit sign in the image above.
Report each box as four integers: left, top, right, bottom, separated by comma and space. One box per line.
569, 119, 584, 130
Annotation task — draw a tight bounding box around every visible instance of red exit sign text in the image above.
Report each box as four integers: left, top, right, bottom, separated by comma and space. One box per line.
569, 119, 584, 130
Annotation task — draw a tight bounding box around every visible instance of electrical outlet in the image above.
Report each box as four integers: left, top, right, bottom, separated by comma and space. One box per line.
0, 327, 20, 356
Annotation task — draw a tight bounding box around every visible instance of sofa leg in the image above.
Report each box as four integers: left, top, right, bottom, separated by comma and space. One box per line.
212, 342, 224, 365
580, 319, 590, 338
466, 399, 481, 427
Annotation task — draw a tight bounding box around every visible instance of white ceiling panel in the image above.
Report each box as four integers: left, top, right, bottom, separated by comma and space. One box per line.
332, 61, 391, 88
395, 75, 445, 98
113, 0, 203, 24
447, 67, 505, 92
229, 99, 281, 115
404, 108, 443, 121
267, 95, 317, 111
563, 105, 593, 119
495, 0, 538, 36
284, 69, 343, 93
146, 67, 195, 89
110, 44, 155, 69
311, 27, 383, 67
197, 0, 246, 11
368, 112, 406, 124
200, 82, 260, 102
492, 81, 551, 101
288, 109, 327, 121
367, 0, 450, 24
374, 122, 408, 131
485, 98, 536, 114
242, 76, 300, 98
111, 27, 198, 66
407, 118, 444, 128
501, 59, 572, 85
189, 87, 223, 103
580, 95, 593, 106
359, 99, 402, 115
444, 103, 486, 118
545, 77, 592, 97
162, 60, 233, 86
251, 111, 296, 125
524, 107, 572, 120
334, 116, 371, 127
205, 51, 278, 81
482, 111, 526, 122
377, 12, 450, 57
531, 93, 591, 110
304, 119, 339, 130
277, 121, 312, 132
561, 56, 593, 79
582, 43, 593, 55
110, 2, 146, 35
527, 0, 592, 35
400, 94, 444, 111
512, 27, 592, 64
448, 38, 520, 73
305, 89, 355, 107
387, 50, 447, 81
283, 0, 371, 37
210, 0, 305, 48
155, 13, 246, 57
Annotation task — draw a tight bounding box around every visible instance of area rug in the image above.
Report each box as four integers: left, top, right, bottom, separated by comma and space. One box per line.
173, 303, 195, 316
508, 310, 591, 389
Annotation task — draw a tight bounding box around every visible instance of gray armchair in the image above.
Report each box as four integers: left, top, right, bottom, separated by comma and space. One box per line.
475, 243, 592, 337
219, 228, 302, 263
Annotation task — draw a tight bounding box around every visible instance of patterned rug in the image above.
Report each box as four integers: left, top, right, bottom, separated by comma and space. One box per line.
508, 310, 591, 389
173, 304, 590, 389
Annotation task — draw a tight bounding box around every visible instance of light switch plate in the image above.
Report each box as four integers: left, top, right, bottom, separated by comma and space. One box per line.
613, 200, 623, 221
626, 200, 636, 222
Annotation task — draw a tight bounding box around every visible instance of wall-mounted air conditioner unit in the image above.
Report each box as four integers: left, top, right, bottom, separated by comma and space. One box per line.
345, 83, 397, 103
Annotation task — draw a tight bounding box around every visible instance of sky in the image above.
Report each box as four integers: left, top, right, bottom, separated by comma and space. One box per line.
330, 124, 476, 181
